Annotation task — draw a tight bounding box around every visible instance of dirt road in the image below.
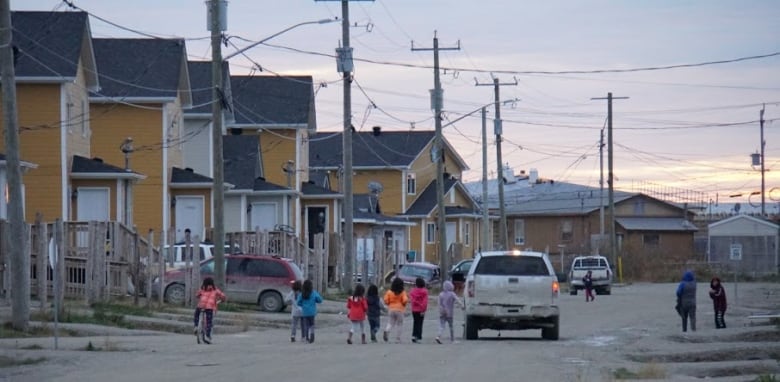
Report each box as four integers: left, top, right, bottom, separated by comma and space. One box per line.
1, 282, 778, 382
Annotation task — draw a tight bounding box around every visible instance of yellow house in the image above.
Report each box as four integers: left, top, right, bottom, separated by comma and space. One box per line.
227, 75, 317, 238
309, 126, 481, 266
1, 11, 141, 223
89, 38, 194, 243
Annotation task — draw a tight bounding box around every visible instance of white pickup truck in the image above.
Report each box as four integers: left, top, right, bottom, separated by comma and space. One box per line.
568, 255, 612, 295
464, 251, 560, 340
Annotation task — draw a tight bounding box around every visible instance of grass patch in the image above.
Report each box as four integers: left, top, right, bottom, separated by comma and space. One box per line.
216, 302, 253, 313
613, 364, 666, 380
755, 375, 779, 382
91, 302, 153, 318
0, 355, 46, 368
81, 337, 124, 352
0, 323, 79, 338
20, 344, 44, 350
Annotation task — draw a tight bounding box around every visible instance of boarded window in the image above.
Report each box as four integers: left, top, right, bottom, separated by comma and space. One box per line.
426, 223, 436, 243
643, 234, 660, 246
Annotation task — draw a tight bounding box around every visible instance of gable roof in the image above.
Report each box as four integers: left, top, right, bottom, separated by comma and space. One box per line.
403, 177, 460, 217
185, 60, 232, 116
223, 134, 260, 190
253, 177, 294, 193
91, 38, 191, 105
11, 11, 98, 88
308, 170, 331, 189
616, 217, 698, 232
353, 194, 414, 226
310, 130, 436, 169
229, 75, 314, 127
708, 214, 779, 237
301, 181, 341, 198
171, 167, 213, 186
70, 155, 144, 180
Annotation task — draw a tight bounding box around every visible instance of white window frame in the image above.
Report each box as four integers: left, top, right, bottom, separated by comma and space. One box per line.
426, 222, 436, 244
513, 219, 525, 245
464, 221, 471, 246
407, 173, 416, 195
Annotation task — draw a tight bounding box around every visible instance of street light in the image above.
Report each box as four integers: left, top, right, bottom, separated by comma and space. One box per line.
223, 18, 338, 61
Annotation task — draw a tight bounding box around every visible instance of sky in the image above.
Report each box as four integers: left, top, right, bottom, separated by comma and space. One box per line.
16, 0, 780, 211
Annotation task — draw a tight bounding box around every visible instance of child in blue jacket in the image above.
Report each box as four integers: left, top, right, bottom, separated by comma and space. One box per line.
297, 279, 323, 343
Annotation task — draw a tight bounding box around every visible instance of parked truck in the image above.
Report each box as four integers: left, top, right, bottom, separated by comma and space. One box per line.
568, 255, 612, 295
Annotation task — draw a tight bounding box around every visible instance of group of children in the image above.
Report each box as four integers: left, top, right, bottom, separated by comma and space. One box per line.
285, 276, 462, 345
674, 270, 728, 332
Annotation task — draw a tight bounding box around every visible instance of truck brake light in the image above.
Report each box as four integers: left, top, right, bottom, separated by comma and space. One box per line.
552, 280, 560, 297
467, 280, 475, 298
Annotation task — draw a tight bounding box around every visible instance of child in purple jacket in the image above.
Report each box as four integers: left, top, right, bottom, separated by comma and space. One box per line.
435, 280, 462, 343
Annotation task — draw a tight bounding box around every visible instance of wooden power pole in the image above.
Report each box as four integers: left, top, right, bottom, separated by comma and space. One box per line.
1, 0, 30, 330
209, 0, 226, 288
412, 32, 459, 279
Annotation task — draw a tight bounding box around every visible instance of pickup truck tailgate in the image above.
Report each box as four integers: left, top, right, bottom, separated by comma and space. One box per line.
474, 275, 554, 306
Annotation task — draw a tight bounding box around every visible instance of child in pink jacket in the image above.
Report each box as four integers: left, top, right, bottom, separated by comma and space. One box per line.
409, 277, 429, 343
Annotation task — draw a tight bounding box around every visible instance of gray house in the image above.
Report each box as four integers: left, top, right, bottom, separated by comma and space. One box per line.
708, 214, 779, 276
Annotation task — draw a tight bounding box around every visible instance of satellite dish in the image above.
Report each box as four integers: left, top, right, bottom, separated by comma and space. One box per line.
368, 181, 384, 195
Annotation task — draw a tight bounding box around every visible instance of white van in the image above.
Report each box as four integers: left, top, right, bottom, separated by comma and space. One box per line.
162, 242, 240, 269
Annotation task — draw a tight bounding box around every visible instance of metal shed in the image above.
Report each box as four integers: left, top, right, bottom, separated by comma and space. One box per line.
708, 215, 779, 276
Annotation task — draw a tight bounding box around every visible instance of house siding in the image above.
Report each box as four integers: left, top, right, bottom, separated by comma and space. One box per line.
65, 69, 91, 160
259, 129, 296, 187
0, 84, 63, 221
182, 118, 211, 176
90, 104, 164, 233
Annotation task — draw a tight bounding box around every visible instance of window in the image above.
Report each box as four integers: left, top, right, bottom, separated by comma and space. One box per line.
513, 219, 525, 245
426, 223, 436, 243
200, 260, 214, 275
464, 222, 471, 246
262, 260, 290, 278
561, 220, 573, 242
474, 256, 550, 276
407, 173, 416, 194
643, 234, 660, 247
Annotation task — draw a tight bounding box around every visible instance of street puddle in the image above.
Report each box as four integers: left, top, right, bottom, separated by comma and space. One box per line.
582, 335, 617, 347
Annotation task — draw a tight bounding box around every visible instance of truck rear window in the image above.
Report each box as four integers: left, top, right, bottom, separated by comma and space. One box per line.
474, 256, 550, 276
574, 258, 607, 269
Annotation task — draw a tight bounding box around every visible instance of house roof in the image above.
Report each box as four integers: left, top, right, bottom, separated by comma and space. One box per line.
11, 11, 98, 88
445, 206, 480, 216
91, 38, 191, 105
223, 134, 261, 190
301, 181, 341, 198
308, 170, 330, 189
253, 177, 293, 192
352, 194, 414, 226
171, 167, 213, 184
466, 178, 637, 216
310, 130, 436, 168
616, 217, 698, 232
185, 60, 231, 116
403, 178, 459, 216
229, 75, 314, 127
708, 214, 779, 230
70, 155, 144, 179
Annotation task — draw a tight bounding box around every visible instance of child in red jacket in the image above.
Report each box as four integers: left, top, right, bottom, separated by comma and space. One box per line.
409, 277, 429, 343
194, 277, 226, 344
347, 283, 368, 344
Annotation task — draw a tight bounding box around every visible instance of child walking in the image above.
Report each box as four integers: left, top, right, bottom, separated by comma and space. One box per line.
583, 270, 595, 302
297, 279, 323, 343
366, 284, 382, 342
346, 283, 368, 344
383, 277, 408, 343
709, 277, 727, 329
436, 280, 462, 344
676, 270, 697, 332
194, 277, 226, 344
409, 277, 429, 343
285, 280, 303, 342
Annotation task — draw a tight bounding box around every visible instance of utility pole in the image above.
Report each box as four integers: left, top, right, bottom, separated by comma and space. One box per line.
481, 107, 489, 252
476, 77, 517, 251
209, 0, 226, 288
1, 0, 30, 330
412, 31, 459, 278
591, 93, 629, 268
599, 128, 605, 248
316, 0, 373, 293
760, 104, 766, 216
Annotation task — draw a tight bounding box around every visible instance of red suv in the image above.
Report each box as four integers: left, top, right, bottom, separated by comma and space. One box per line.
156, 254, 304, 312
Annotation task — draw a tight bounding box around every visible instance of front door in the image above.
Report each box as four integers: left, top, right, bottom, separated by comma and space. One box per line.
175, 196, 204, 242
249, 202, 276, 231
306, 206, 327, 249
446, 222, 457, 251
77, 187, 110, 247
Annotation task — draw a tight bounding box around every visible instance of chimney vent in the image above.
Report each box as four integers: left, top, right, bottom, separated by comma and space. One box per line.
372, 126, 381, 136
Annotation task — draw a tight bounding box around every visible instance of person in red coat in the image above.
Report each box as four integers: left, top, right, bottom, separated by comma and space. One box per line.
709, 276, 727, 329
347, 283, 368, 344
409, 277, 429, 343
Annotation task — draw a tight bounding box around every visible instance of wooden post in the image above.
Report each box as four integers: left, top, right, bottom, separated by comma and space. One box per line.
132, 225, 140, 306
184, 230, 192, 307
98, 222, 108, 302
191, 234, 201, 309
86, 221, 96, 305
158, 229, 165, 305
323, 233, 330, 288
146, 229, 154, 309
53, 219, 65, 317
315, 234, 324, 291
337, 233, 345, 289
34, 213, 47, 313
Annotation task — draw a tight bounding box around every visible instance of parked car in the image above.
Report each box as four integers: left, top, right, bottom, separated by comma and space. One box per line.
386, 262, 441, 286
568, 255, 612, 295
464, 250, 560, 340
161, 242, 241, 270
153, 254, 303, 312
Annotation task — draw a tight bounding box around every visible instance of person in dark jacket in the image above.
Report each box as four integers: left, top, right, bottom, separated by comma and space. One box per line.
583, 270, 595, 302
676, 270, 697, 332
709, 277, 727, 329
366, 284, 383, 342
